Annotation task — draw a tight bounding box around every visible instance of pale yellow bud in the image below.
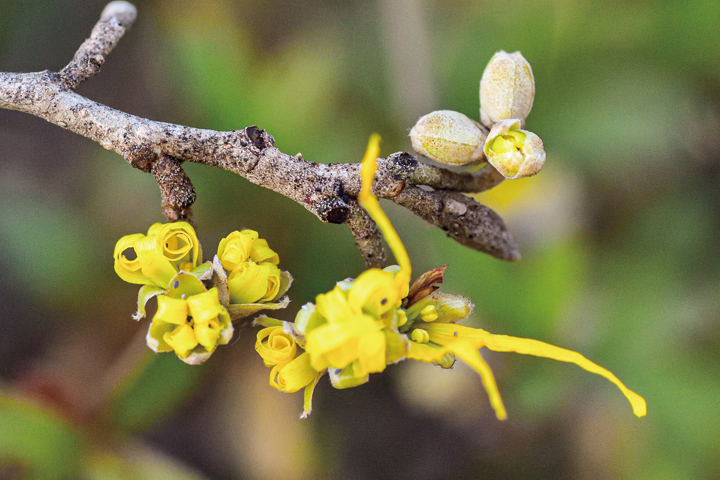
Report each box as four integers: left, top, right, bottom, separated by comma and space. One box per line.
480, 51, 535, 128
409, 110, 487, 166
484, 119, 545, 179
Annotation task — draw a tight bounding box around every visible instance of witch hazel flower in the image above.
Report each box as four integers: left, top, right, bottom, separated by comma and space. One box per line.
254, 135, 646, 420
113, 222, 291, 364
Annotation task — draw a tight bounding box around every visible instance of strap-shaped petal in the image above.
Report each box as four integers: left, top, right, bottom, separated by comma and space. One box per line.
276, 352, 318, 393
300, 372, 324, 419
358, 134, 411, 289
159, 222, 202, 269
134, 235, 178, 288
186, 288, 223, 324
227, 262, 269, 304
217, 230, 258, 271
154, 295, 188, 326
256, 326, 297, 367
250, 238, 280, 265
194, 318, 222, 349
163, 324, 198, 358
425, 323, 647, 417
113, 233, 152, 285
450, 341, 507, 420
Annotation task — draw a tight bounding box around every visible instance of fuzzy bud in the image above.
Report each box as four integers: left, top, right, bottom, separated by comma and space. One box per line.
480, 51, 535, 128
484, 119, 545, 179
409, 110, 487, 166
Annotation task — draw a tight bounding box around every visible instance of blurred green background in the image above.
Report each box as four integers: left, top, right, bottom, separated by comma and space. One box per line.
1, 0, 718, 478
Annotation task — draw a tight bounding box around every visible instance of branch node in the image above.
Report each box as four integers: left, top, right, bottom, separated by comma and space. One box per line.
151, 155, 196, 224
316, 197, 351, 224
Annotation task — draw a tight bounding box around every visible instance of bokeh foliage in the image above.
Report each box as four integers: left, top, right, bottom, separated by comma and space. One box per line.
1, 0, 718, 478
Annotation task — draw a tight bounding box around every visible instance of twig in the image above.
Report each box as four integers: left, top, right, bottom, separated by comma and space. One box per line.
0, 2, 520, 266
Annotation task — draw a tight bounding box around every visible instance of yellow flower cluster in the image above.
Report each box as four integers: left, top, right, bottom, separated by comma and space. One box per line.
216, 230, 282, 305
114, 223, 291, 365
254, 136, 646, 419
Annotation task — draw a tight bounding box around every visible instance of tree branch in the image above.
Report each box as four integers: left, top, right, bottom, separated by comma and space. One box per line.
0, 2, 520, 267
59, 1, 137, 88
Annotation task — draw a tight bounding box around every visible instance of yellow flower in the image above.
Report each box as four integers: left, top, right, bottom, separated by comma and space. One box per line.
253, 135, 646, 421
147, 273, 233, 365
483, 119, 546, 179
254, 318, 323, 418
114, 222, 202, 289
305, 286, 387, 379
215, 230, 286, 308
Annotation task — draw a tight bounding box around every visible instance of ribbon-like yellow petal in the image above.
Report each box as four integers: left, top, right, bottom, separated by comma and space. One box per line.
134, 235, 178, 288
301, 372, 324, 419
358, 134, 411, 288
424, 323, 647, 417
159, 222, 201, 269
194, 318, 221, 349
154, 295, 189, 326
217, 230, 258, 271
113, 233, 152, 285
186, 288, 223, 324
250, 238, 280, 265
276, 352, 319, 393
163, 324, 199, 358
450, 341, 507, 420
256, 326, 298, 367
227, 262, 269, 304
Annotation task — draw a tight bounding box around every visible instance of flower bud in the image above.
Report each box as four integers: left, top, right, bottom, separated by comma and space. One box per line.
409, 110, 487, 166
484, 119, 545, 179
480, 51, 535, 128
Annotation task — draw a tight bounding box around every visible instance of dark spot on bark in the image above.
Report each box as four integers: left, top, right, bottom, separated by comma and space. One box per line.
316, 198, 350, 224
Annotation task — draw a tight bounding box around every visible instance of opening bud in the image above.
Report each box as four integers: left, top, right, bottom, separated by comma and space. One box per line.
409, 110, 487, 166
484, 119, 546, 179
480, 51, 535, 128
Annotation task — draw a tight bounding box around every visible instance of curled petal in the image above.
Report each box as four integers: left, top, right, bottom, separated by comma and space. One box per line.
217, 230, 258, 271
146, 223, 163, 236
256, 326, 297, 367
227, 262, 281, 304
276, 352, 318, 393
194, 318, 222, 349
113, 233, 151, 285
154, 295, 189, 326
186, 288, 224, 324
134, 235, 178, 288
159, 222, 202, 269
250, 238, 280, 265
163, 324, 199, 358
